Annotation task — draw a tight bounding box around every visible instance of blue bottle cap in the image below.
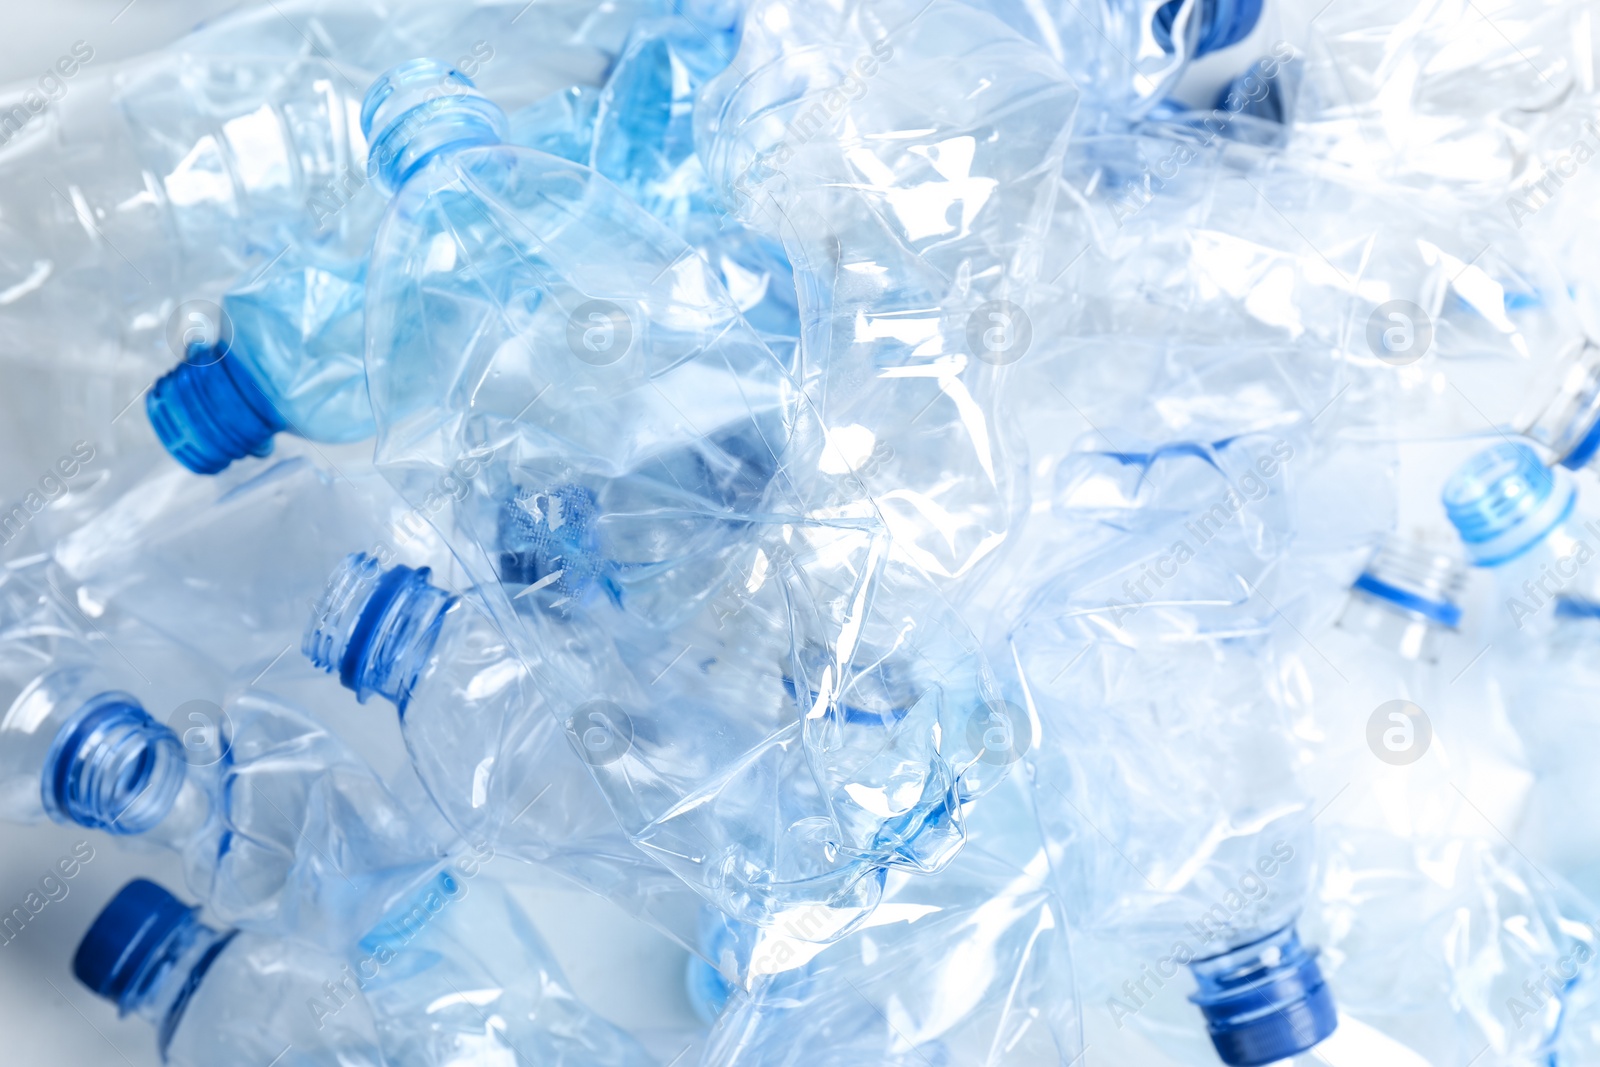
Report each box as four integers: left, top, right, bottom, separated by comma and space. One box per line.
45, 693, 186, 834
73, 879, 196, 1005
1189, 925, 1337, 1066
146, 345, 286, 475
1155, 0, 1265, 58
361, 59, 508, 196
1442, 442, 1576, 566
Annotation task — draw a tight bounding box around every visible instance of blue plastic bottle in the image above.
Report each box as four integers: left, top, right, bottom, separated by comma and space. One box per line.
73, 874, 657, 1067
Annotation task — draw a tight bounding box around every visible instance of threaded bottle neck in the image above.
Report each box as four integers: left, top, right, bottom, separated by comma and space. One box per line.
44, 694, 186, 834
361, 59, 508, 197
303, 553, 458, 710
1348, 536, 1469, 630
146, 345, 285, 475
1188, 923, 1337, 1066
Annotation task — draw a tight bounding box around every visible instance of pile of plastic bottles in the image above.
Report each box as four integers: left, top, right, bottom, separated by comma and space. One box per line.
6, 0, 1600, 1063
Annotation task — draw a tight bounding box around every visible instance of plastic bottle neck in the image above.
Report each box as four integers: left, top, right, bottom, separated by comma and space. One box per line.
303, 553, 458, 711
44, 693, 187, 834
1188, 923, 1337, 1066
146, 343, 286, 475
1443, 442, 1576, 567
360, 59, 509, 197
1338, 537, 1467, 661
74, 879, 236, 1056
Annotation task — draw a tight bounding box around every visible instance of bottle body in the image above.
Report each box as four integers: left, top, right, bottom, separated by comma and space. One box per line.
1000, 433, 1338, 1065
53, 452, 436, 668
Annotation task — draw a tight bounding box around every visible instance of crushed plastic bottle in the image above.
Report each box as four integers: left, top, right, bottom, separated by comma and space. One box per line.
0, 601, 445, 943
694, 777, 1081, 1066
73, 873, 658, 1067
1000, 434, 1342, 1066
300, 550, 706, 950
354, 58, 1011, 930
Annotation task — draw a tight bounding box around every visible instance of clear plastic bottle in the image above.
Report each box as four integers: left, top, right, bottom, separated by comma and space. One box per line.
73, 879, 385, 1067
73, 873, 657, 1067
0, 0, 651, 380
590, 10, 801, 351
1001, 436, 1338, 1066
693, 776, 1081, 1065
360, 59, 805, 632
301, 543, 999, 932
52, 452, 433, 668
1274, 535, 1530, 844
1508, 596, 1600, 903
298, 550, 703, 950
0, 649, 443, 943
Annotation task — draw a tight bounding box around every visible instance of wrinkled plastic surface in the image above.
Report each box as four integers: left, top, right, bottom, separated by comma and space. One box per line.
362, 77, 1005, 930
696, 0, 1080, 594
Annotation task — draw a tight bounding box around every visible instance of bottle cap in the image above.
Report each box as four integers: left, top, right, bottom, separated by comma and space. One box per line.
73, 879, 196, 1005
1189, 924, 1337, 1066
1442, 442, 1575, 566
146, 346, 285, 475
